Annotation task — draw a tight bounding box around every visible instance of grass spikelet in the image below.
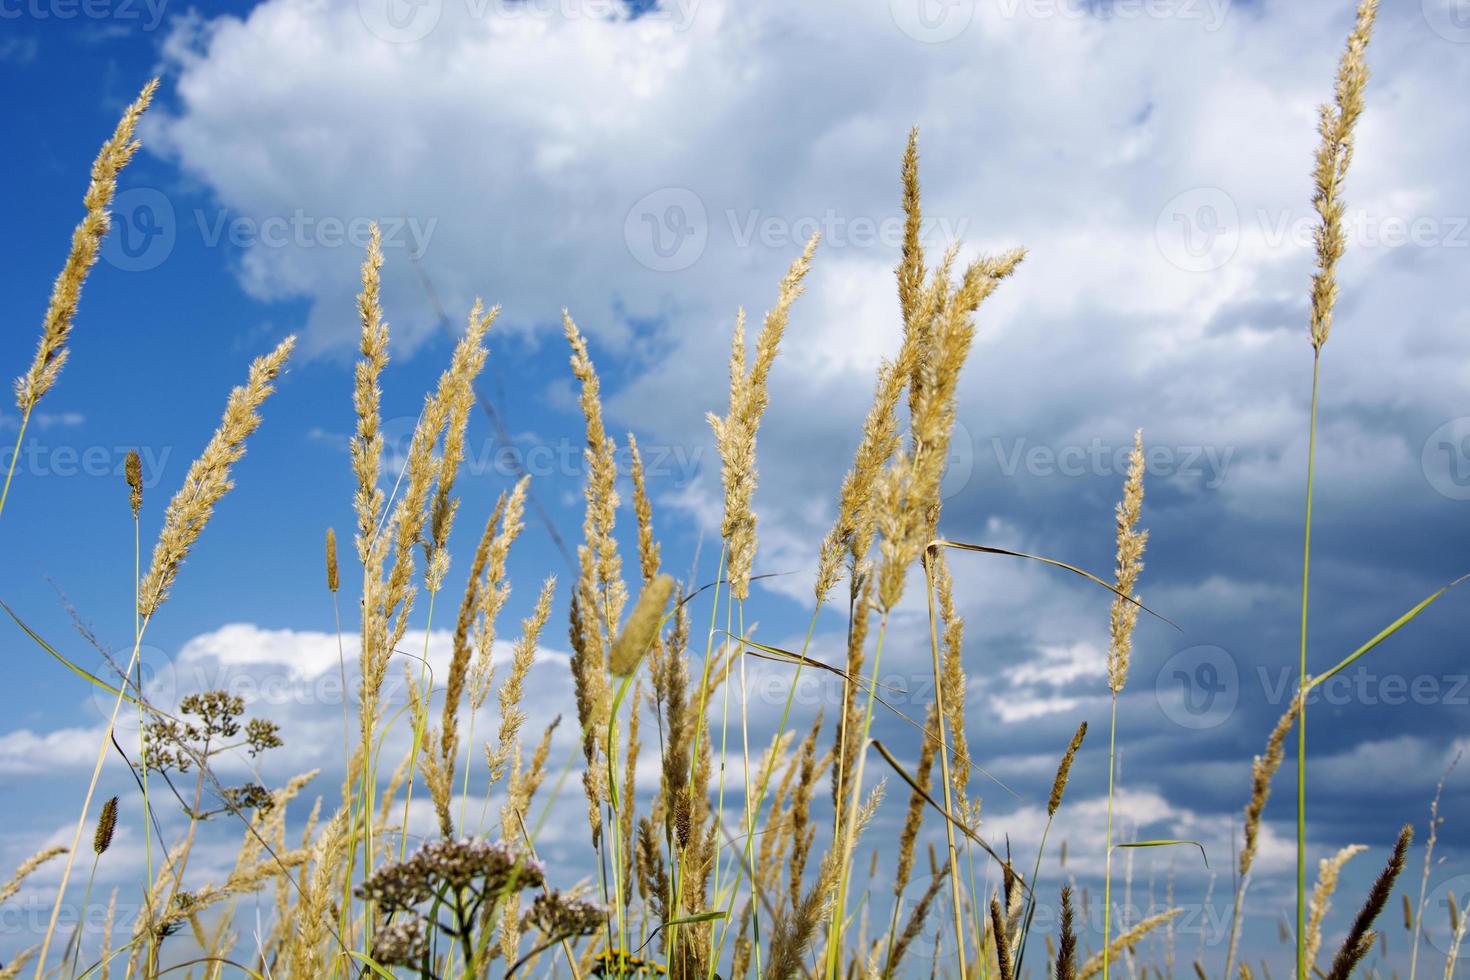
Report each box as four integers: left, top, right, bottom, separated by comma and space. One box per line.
1305, 844, 1368, 972
709, 234, 818, 600
92, 797, 117, 855
1325, 824, 1412, 980
609, 574, 674, 678
1049, 722, 1087, 817
1107, 431, 1148, 695
992, 896, 1016, 980
1082, 909, 1184, 980
427, 299, 498, 558
1445, 896, 1470, 980
125, 450, 142, 518
138, 335, 295, 617
1058, 886, 1078, 980
14, 79, 157, 415
628, 433, 661, 584
1308, 0, 1379, 352
325, 528, 339, 593
0, 848, 67, 905
488, 575, 556, 786
894, 705, 939, 902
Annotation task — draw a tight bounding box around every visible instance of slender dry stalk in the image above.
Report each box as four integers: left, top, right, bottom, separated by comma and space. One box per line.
1325, 824, 1412, 980
1409, 753, 1460, 980
14, 79, 157, 416
887, 862, 949, 978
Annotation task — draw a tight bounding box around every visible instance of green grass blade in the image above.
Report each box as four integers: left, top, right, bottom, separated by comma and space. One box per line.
1306, 574, 1470, 690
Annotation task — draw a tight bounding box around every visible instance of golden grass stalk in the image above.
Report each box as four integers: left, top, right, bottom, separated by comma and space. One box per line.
887, 860, 949, 977
1308, 0, 1379, 353
1082, 909, 1183, 980
0, 848, 66, 905
1049, 722, 1088, 817
628, 433, 662, 584
139, 336, 295, 617
487, 575, 557, 786
13, 79, 157, 417
1305, 844, 1368, 973
709, 234, 818, 600
1296, 4, 1379, 972
1325, 824, 1410, 980
1103, 431, 1148, 980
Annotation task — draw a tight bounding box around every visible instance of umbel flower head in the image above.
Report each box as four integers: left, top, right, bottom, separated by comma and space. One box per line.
523, 890, 606, 940
355, 838, 545, 913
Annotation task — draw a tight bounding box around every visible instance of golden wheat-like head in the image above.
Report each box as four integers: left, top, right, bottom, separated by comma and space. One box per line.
324, 528, 339, 593
1048, 721, 1088, 817
1107, 430, 1148, 694
15, 79, 157, 414
1308, 0, 1379, 351
138, 336, 295, 618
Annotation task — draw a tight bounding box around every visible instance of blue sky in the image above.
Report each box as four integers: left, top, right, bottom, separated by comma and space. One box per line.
3, 0, 1470, 974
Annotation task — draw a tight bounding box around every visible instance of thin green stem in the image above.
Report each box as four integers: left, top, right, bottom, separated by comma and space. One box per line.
1297, 350, 1322, 980
0, 410, 31, 526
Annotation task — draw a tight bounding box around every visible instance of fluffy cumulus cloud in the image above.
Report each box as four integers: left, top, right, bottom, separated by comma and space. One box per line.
9, 0, 1470, 969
